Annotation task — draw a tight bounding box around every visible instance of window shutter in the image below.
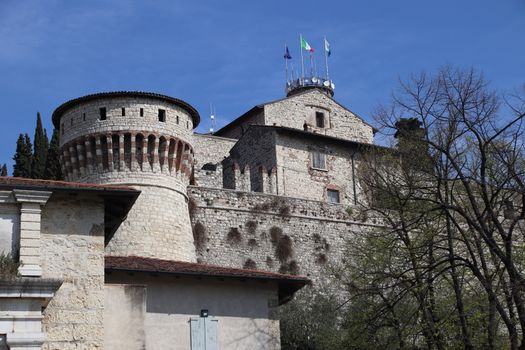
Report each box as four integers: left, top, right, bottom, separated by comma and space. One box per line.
205, 318, 219, 350
190, 317, 218, 350
190, 318, 205, 350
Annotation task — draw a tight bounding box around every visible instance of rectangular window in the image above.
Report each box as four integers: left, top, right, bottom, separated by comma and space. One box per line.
176, 115, 179, 124
122, 107, 126, 116
316, 112, 325, 128
100, 107, 107, 120
158, 109, 166, 122
327, 189, 340, 203
140, 108, 144, 117
311, 151, 326, 169
83, 113, 86, 121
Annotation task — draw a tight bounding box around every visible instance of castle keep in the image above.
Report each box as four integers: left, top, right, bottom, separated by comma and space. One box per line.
0, 78, 382, 349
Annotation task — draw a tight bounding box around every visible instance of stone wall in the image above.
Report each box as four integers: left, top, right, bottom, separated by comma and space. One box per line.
188, 186, 381, 286
56, 93, 198, 263
216, 89, 374, 144
192, 134, 237, 189
58, 96, 195, 147
216, 109, 265, 140
275, 132, 363, 205
229, 127, 277, 192
40, 192, 105, 350
264, 89, 374, 144
105, 182, 195, 262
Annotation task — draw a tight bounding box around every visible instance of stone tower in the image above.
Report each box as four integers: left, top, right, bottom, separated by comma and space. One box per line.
52, 91, 199, 262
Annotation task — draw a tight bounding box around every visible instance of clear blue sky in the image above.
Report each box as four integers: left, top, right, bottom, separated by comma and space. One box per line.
1, 0, 524, 172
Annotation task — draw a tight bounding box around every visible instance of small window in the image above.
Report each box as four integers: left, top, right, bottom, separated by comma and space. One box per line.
140, 108, 144, 117
122, 108, 126, 116
202, 163, 217, 171
327, 189, 340, 203
186, 121, 189, 129
311, 151, 326, 169
176, 115, 179, 124
158, 109, 166, 122
316, 112, 325, 128
100, 107, 107, 120
70, 118, 73, 126
83, 113, 86, 121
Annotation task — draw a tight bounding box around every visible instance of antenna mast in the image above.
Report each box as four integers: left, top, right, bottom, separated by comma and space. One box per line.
209, 103, 216, 134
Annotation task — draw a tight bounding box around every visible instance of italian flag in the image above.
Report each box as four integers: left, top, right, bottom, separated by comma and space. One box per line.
301, 38, 314, 52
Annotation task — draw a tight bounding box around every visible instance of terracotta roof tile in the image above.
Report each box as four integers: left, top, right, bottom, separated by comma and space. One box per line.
0, 176, 137, 192
105, 255, 309, 283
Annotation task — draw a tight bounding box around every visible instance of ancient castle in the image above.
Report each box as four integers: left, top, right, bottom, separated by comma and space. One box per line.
0, 77, 383, 349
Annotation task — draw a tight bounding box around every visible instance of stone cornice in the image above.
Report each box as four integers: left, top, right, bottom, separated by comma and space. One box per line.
0, 190, 15, 204
12, 189, 52, 205
0, 278, 62, 301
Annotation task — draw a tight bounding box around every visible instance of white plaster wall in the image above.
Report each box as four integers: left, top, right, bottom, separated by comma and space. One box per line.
0, 204, 19, 257
105, 273, 280, 350
104, 284, 146, 350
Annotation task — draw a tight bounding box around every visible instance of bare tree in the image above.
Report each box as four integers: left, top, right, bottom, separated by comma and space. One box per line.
353, 67, 525, 349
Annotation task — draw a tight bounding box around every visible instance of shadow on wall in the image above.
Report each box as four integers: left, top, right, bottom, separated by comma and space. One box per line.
107, 272, 274, 319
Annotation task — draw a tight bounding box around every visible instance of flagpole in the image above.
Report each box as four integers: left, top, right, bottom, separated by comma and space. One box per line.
324, 37, 329, 80
284, 43, 289, 83
300, 34, 305, 80
310, 51, 314, 77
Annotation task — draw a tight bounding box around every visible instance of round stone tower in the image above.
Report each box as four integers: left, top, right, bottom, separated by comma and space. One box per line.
52, 91, 200, 262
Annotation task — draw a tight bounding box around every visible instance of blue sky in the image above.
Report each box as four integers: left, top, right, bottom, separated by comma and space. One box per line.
0, 0, 524, 171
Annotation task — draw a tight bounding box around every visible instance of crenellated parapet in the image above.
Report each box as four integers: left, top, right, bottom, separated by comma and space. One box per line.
52, 91, 201, 262
220, 158, 278, 194
61, 131, 194, 182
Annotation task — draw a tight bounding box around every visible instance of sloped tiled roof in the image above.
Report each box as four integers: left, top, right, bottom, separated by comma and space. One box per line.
105, 255, 310, 304
0, 176, 137, 193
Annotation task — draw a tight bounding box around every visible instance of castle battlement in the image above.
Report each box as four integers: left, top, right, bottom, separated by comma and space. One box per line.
52, 91, 201, 262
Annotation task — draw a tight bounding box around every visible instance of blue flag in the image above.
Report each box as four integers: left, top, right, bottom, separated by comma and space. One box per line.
284, 46, 292, 59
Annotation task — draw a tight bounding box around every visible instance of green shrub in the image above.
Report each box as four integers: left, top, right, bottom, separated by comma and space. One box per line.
0, 253, 19, 278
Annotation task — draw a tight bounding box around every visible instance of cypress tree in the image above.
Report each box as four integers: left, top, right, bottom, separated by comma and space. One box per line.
13, 133, 32, 177
44, 129, 63, 180
31, 112, 49, 179
0, 164, 7, 176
